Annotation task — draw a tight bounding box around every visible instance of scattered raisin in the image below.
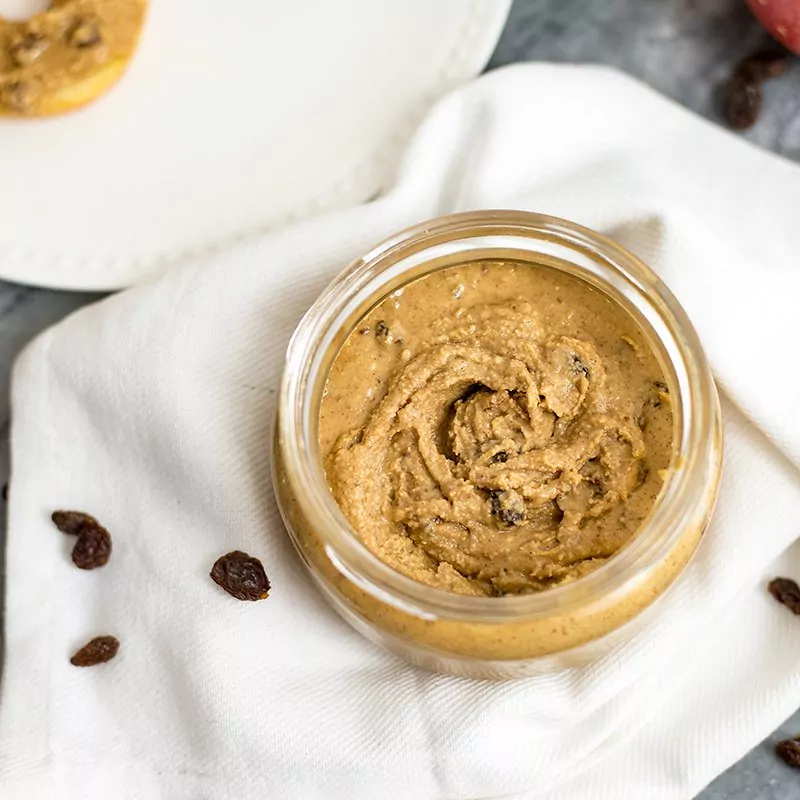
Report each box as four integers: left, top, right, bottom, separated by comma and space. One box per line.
580, 457, 605, 487
723, 49, 791, 130
738, 50, 790, 82
646, 380, 670, 413
70, 635, 120, 667
776, 738, 800, 768
768, 577, 800, 614
724, 75, 762, 129
490, 490, 525, 526
571, 354, 590, 378
52, 509, 95, 536
490, 451, 509, 464
375, 321, 392, 343
359, 326, 370, 335
0, 80, 39, 112
71, 526, 112, 569
210, 551, 270, 601
9, 33, 49, 67
69, 16, 103, 49
53, 511, 113, 569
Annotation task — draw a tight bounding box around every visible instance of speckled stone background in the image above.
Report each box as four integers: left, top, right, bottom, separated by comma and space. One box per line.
1, 1, 799, 797
490, 0, 800, 161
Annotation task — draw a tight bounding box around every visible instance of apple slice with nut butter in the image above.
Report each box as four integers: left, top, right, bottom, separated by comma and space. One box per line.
0, 0, 146, 118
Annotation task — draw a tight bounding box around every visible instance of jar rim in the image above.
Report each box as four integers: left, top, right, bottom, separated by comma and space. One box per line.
277, 210, 718, 622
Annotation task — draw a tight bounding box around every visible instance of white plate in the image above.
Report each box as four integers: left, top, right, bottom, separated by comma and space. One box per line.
0, 0, 510, 290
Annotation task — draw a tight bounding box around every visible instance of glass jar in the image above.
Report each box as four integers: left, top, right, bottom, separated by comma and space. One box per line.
273, 211, 722, 680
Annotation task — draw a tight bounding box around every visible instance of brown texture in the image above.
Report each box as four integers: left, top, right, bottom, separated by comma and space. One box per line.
71, 525, 112, 569
52, 510, 113, 569
70, 635, 119, 666
723, 48, 792, 129
768, 576, 800, 614
738, 50, 791, 81
210, 551, 271, 601
776, 737, 800, 768
52, 509, 95, 536
723, 75, 763, 129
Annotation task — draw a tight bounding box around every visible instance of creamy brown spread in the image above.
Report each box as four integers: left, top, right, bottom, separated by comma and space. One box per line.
319, 261, 673, 597
0, 0, 146, 117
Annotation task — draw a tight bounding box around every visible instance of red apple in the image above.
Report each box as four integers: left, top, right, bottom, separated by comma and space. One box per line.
747, 0, 800, 54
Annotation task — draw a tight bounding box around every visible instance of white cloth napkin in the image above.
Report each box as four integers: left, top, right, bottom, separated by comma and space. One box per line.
2, 64, 800, 800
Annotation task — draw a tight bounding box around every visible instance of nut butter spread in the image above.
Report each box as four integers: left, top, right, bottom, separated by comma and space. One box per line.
319, 261, 673, 597
0, 0, 146, 117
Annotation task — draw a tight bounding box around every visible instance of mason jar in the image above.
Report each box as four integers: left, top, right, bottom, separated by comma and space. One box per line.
272, 210, 722, 680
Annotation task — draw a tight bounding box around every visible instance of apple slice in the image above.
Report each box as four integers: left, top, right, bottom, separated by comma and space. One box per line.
0, 0, 146, 118
747, 0, 800, 54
